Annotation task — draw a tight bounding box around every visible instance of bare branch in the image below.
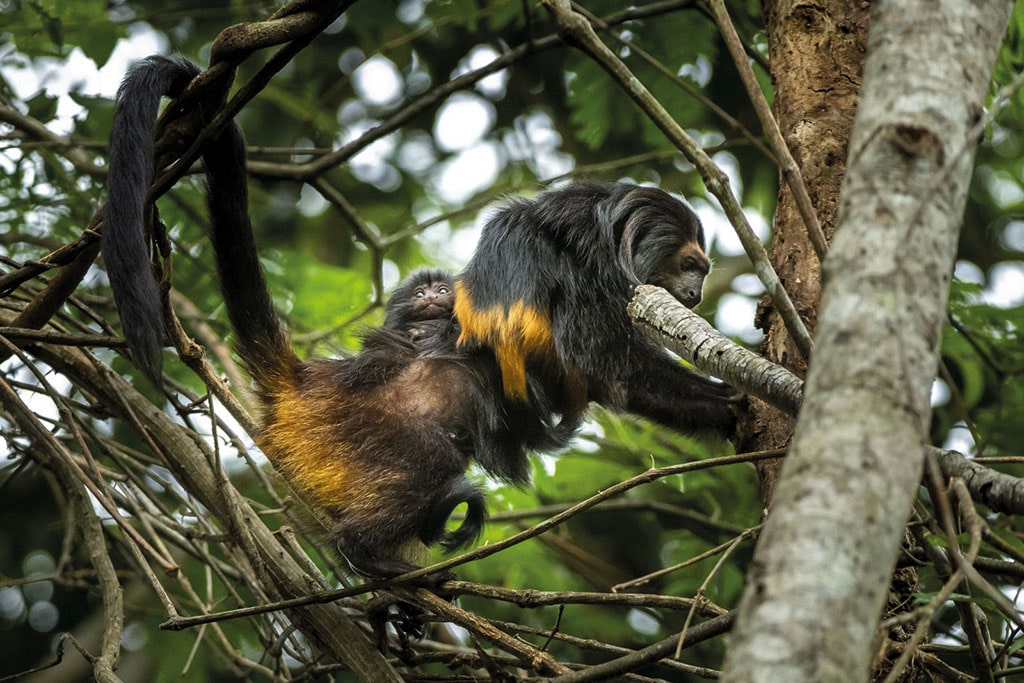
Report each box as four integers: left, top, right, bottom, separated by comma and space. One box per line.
629, 284, 803, 416
629, 284, 1024, 521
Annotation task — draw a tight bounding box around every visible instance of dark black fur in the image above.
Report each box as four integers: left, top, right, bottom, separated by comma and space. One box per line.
352, 317, 573, 485
457, 182, 738, 472
354, 269, 577, 486
104, 55, 201, 382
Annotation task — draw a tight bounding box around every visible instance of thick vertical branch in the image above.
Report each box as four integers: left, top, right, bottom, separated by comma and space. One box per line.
722, 2, 1014, 681
707, 0, 828, 261
738, 0, 869, 503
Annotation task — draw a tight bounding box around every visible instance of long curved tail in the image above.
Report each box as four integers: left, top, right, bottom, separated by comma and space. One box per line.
104, 55, 200, 382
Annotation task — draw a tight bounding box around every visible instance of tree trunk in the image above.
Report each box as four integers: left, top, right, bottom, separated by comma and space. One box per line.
737, 0, 868, 504
722, 1, 1013, 681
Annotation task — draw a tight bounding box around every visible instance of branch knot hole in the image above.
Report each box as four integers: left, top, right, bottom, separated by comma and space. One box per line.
892, 124, 943, 165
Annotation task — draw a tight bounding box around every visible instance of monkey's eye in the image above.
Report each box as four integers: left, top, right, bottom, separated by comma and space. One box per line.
437, 285, 451, 295
414, 288, 426, 298
679, 256, 709, 275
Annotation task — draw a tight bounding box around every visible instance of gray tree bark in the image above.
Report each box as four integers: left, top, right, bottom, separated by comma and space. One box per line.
719, 1, 1014, 680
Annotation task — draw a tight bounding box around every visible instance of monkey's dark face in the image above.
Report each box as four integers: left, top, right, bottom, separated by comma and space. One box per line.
651, 241, 711, 309
613, 186, 710, 308
410, 280, 454, 321
384, 269, 457, 331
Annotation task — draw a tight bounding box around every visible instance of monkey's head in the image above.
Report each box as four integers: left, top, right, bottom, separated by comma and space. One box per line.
614, 187, 710, 309
408, 275, 454, 321
384, 268, 456, 329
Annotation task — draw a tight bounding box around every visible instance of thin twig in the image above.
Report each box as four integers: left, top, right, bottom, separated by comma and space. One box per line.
161, 449, 783, 630
707, 0, 827, 260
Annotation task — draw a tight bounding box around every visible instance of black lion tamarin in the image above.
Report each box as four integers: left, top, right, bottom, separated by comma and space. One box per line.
455, 182, 739, 478
104, 56, 487, 582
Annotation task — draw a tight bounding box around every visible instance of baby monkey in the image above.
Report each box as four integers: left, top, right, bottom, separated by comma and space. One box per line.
383, 268, 457, 344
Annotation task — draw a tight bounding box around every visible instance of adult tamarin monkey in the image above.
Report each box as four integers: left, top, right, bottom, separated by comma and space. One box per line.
455, 182, 739, 478
104, 56, 486, 583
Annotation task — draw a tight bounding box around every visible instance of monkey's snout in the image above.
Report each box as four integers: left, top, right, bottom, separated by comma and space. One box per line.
680, 289, 702, 308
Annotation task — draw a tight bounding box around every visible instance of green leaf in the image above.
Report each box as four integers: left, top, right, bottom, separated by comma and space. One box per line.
564, 8, 717, 151
425, 0, 483, 30
25, 90, 58, 122
276, 251, 374, 331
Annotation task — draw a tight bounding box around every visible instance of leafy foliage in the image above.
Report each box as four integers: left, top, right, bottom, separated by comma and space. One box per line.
937, 280, 1024, 454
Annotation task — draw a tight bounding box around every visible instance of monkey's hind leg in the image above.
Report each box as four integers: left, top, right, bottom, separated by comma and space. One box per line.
330, 519, 458, 588
366, 594, 431, 649
337, 539, 453, 643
